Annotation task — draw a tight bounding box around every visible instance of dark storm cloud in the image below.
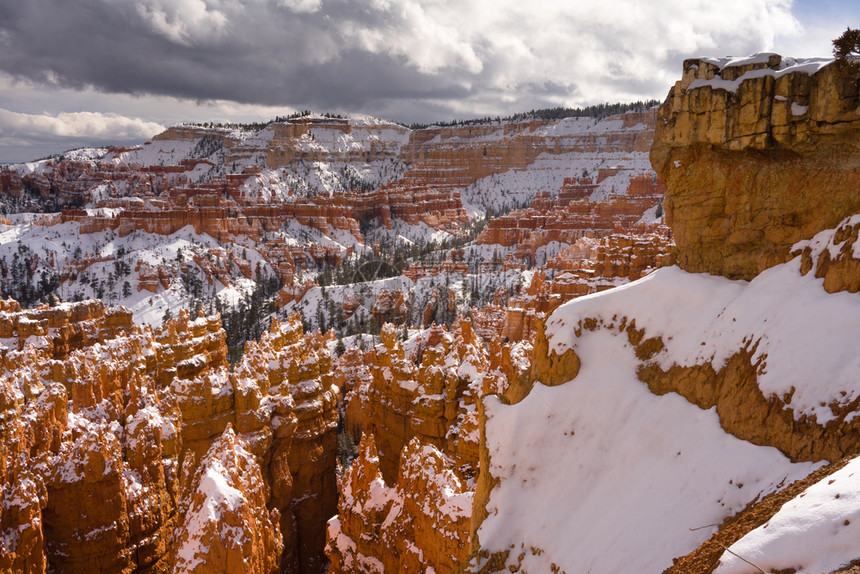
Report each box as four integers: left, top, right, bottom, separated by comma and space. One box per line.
0, 0, 483, 114
0, 0, 803, 122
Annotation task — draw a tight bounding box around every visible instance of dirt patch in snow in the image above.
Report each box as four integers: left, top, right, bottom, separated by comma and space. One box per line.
832, 561, 860, 574
664, 458, 850, 574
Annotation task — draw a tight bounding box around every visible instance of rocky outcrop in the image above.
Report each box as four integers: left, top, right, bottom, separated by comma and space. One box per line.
1, 301, 184, 574
325, 319, 538, 572
169, 427, 283, 574
651, 54, 860, 279
0, 298, 338, 574
326, 435, 473, 573
332, 348, 374, 444
370, 289, 409, 324
241, 315, 339, 574
347, 320, 488, 483
796, 213, 860, 293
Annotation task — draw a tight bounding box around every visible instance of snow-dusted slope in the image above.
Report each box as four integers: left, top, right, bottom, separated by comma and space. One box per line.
0, 219, 269, 326
460, 115, 655, 216
714, 454, 860, 574
544, 263, 860, 424
472, 225, 860, 572
474, 327, 819, 573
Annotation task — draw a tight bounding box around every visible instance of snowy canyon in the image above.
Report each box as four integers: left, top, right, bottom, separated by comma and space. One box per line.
1, 51, 859, 574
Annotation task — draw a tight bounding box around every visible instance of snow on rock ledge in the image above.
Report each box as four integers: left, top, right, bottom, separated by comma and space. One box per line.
471, 328, 819, 573
170, 426, 283, 574
714, 454, 860, 574
541, 254, 860, 437
468, 227, 860, 572
327, 434, 473, 573
651, 53, 860, 280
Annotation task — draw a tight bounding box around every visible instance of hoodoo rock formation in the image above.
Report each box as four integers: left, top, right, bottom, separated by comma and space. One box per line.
476, 175, 666, 259
326, 435, 473, 573
341, 320, 488, 483
0, 298, 337, 574
170, 427, 283, 574
325, 318, 539, 572
11, 53, 859, 573
651, 54, 860, 279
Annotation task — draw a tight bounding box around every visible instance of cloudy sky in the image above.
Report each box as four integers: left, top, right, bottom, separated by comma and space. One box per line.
0, 0, 854, 162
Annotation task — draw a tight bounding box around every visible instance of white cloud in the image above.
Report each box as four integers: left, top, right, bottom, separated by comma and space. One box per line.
428, 0, 803, 106
135, 0, 229, 45
0, 74, 303, 162
338, 0, 484, 74
0, 0, 837, 158
277, 0, 322, 14
0, 108, 164, 142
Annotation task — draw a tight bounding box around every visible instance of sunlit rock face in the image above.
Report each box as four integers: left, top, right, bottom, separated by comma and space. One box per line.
651, 54, 860, 280
169, 427, 283, 574
325, 317, 539, 572
0, 297, 338, 574
343, 320, 488, 483
325, 435, 473, 574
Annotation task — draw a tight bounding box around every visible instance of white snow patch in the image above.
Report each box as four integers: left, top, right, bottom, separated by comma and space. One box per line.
545, 261, 860, 424
715, 456, 860, 574
476, 329, 820, 573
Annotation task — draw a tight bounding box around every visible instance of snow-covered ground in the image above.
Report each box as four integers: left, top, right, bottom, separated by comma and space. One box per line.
714, 454, 860, 574
0, 219, 268, 326
460, 127, 654, 217
473, 233, 860, 571
545, 261, 860, 424
475, 328, 820, 573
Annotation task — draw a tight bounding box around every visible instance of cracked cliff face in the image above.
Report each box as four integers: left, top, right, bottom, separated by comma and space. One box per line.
651, 53, 860, 280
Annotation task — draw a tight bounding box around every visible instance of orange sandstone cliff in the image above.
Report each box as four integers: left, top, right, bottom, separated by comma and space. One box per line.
465, 54, 860, 573
651, 54, 860, 279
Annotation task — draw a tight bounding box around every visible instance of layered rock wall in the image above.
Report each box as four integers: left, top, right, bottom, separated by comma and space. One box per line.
401, 112, 656, 193
476, 171, 666, 261
651, 54, 860, 279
